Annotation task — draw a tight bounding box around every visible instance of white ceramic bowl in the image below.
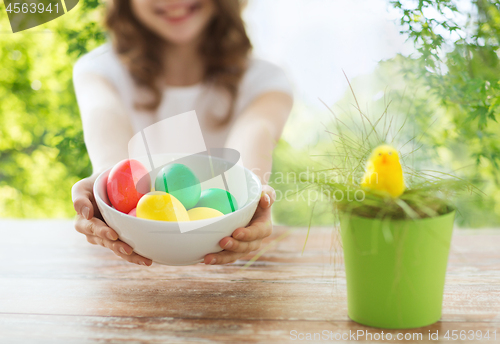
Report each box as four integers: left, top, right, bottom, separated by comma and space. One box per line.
94, 155, 262, 265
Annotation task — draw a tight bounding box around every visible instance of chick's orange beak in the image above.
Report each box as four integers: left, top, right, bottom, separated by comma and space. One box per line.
382, 154, 388, 164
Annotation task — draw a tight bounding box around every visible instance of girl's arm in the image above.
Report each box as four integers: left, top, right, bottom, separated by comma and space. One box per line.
225, 91, 293, 183
72, 74, 152, 266
74, 73, 134, 175
203, 91, 293, 265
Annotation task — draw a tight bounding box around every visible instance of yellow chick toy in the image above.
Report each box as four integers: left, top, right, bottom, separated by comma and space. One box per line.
361, 145, 405, 198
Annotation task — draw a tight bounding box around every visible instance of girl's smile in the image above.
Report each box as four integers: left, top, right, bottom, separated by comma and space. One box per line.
132, 0, 215, 45
154, 1, 203, 24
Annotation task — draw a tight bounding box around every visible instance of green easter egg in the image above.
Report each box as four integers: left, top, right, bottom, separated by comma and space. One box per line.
155, 163, 201, 209
196, 188, 238, 215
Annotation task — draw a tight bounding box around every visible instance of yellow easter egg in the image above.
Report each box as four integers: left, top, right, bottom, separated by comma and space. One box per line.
136, 191, 189, 222
187, 207, 224, 221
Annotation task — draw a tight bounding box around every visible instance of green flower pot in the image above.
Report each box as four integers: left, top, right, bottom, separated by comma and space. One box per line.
339, 210, 455, 329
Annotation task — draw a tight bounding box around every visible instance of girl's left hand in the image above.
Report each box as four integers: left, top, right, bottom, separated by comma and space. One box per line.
203, 185, 276, 265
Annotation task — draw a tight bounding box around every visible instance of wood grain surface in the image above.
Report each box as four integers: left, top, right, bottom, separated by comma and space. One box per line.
0, 220, 499, 343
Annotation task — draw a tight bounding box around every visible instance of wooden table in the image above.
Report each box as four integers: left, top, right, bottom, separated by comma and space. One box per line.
0, 220, 499, 343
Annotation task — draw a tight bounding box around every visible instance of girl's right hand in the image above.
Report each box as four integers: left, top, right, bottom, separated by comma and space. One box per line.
72, 176, 153, 266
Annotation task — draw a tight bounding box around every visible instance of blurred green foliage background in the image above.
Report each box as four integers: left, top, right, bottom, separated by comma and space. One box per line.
0, 0, 103, 217
1, 0, 500, 227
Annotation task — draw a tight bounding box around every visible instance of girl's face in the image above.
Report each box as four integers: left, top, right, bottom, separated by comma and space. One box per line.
131, 0, 216, 45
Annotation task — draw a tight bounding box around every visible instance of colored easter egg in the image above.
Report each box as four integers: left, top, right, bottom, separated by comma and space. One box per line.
187, 207, 224, 221
128, 208, 136, 217
136, 191, 189, 222
195, 188, 238, 215
107, 159, 150, 214
155, 163, 201, 209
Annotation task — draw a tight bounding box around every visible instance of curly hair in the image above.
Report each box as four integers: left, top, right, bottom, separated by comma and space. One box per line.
105, 0, 252, 125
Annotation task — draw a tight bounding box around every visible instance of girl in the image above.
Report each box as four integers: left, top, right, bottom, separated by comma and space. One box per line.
71, 0, 293, 266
